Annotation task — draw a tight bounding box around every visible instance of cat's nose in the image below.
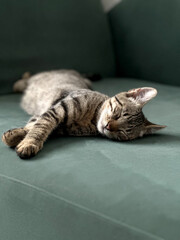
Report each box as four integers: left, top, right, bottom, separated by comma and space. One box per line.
105, 122, 118, 132
105, 123, 111, 131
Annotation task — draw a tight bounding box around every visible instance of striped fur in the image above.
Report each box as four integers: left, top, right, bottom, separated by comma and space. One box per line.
2, 70, 165, 159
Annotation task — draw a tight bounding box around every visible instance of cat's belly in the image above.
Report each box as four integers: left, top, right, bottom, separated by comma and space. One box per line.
21, 85, 81, 116
21, 87, 65, 115
20, 70, 90, 116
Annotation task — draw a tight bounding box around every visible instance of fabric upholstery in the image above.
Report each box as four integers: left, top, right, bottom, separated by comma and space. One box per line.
0, 0, 115, 94
108, 0, 180, 86
1, 78, 180, 240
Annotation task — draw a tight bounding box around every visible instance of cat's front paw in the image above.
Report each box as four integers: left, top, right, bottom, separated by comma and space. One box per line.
2, 128, 27, 147
16, 140, 43, 159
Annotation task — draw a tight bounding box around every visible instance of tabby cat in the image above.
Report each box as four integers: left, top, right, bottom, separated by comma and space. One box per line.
2, 70, 166, 159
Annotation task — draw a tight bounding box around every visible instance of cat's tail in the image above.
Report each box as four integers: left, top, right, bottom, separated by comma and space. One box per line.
13, 72, 31, 93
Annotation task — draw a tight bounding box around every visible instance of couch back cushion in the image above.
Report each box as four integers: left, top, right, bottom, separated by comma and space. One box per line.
108, 0, 180, 86
0, 0, 115, 94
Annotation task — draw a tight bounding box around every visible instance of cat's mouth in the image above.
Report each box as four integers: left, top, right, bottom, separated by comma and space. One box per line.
97, 117, 118, 139
98, 122, 115, 138
98, 122, 129, 141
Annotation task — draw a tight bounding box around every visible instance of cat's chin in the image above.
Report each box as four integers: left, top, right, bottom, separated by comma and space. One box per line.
97, 126, 106, 136
103, 129, 115, 139
97, 123, 106, 136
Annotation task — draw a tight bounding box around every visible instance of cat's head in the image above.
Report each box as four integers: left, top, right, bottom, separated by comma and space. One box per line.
97, 87, 166, 141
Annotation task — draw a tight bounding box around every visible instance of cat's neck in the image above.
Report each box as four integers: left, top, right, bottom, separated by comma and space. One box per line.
96, 99, 108, 124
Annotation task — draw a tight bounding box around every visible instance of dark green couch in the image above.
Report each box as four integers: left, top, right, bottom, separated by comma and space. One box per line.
0, 1, 180, 240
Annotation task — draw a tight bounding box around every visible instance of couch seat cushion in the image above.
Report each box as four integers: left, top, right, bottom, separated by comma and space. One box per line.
0, 78, 180, 240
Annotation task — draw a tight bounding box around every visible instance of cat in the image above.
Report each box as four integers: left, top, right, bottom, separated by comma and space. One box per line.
2, 70, 166, 159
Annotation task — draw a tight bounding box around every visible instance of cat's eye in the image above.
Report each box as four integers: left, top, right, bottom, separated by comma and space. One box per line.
123, 113, 129, 117
113, 114, 120, 120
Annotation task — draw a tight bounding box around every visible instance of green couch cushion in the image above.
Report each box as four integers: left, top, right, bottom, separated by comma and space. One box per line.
0, 78, 180, 240
0, 0, 115, 94
108, 0, 180, 86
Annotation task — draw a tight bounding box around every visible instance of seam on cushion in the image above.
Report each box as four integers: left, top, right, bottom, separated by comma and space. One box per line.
0, 173, 164, 240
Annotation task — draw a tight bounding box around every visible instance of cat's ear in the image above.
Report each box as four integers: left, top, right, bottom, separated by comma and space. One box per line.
127, 87, 157, 106
145, 119, 166, 134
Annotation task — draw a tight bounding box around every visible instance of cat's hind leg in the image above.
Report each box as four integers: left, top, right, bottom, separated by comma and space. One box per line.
13, 72, 31, 93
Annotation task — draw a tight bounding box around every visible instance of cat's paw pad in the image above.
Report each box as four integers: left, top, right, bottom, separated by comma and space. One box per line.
2, 128, 27, 147
16, 140, 43, 159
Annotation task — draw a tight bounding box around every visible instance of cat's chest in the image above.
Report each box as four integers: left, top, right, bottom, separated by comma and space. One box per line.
70, 120, 98, 135
57, 121, 98, 136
